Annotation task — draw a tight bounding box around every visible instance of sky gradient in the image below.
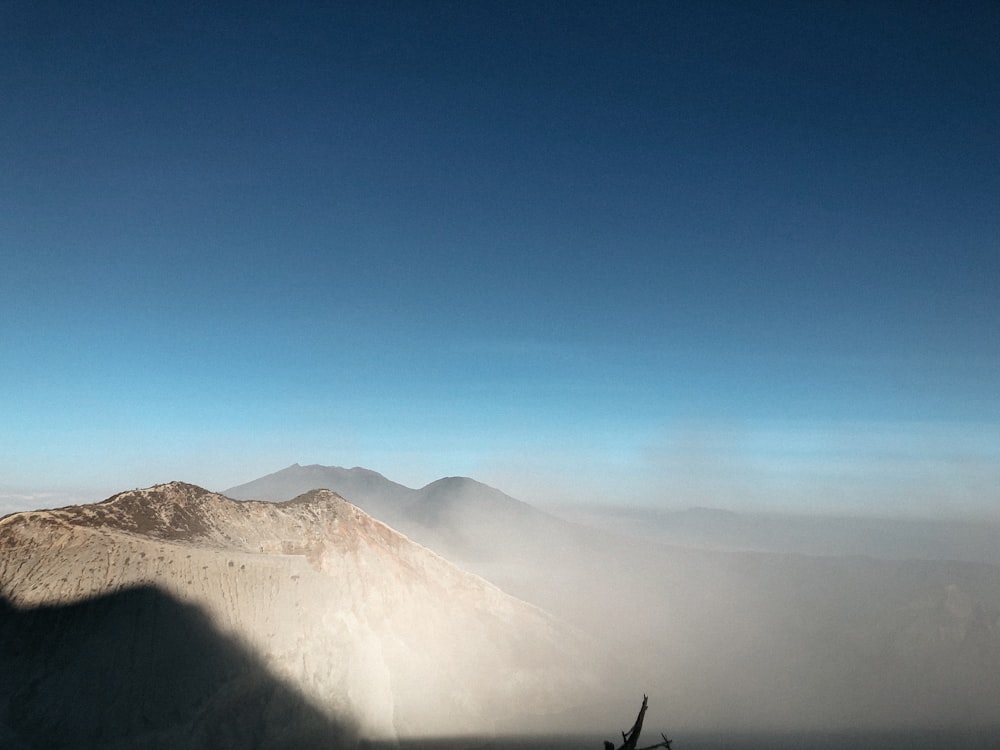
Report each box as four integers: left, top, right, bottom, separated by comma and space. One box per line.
3, 1, 998, 516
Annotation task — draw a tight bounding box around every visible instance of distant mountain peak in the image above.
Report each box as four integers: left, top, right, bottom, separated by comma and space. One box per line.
223, 465, 568, 566
421, 475, 478, 490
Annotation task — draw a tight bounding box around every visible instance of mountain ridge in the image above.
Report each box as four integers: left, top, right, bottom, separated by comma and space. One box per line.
0, 482, 600, 743
224, 464, 586, 566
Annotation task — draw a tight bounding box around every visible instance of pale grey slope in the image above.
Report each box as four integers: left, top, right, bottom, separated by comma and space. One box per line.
405, 476, 594, 565
0, 483, 601, 744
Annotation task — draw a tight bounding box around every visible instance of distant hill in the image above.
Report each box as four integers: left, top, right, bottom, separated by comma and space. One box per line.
226, 464, 590, 566
0, 482, 599, 746
225, 464, 414, 526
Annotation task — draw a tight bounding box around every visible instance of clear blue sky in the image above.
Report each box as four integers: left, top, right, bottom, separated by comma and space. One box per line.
2, 1, 998, 516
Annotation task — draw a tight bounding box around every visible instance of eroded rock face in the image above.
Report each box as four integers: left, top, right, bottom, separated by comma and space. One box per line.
0, 483, 599, 745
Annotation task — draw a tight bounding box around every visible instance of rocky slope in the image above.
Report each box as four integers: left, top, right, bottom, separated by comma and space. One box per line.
0, 483, 599, 748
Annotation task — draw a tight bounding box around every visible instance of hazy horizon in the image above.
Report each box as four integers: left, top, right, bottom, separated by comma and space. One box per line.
3, 449, 1000, 525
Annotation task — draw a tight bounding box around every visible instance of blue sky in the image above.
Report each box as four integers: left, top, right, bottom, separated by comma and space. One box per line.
2, 1, 998, 516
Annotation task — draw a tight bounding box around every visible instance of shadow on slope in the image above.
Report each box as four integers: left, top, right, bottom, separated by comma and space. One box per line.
0, 585, 358, 750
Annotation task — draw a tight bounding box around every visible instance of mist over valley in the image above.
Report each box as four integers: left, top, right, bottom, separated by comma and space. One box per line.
3, 465, 997, 748
226, 465, 1000, 734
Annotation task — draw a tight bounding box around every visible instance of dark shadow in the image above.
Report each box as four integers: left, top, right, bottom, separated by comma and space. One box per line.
0, 586, 357, 749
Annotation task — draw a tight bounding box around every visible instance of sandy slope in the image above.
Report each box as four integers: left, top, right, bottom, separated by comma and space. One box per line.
0, 483, 599, 746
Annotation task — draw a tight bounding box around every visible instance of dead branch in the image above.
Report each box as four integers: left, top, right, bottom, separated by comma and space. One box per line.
604, 696, 672, 750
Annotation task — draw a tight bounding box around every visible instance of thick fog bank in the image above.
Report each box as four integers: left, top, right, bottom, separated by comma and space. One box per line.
228, 466, 1000, 735
549, 505, 1000, 566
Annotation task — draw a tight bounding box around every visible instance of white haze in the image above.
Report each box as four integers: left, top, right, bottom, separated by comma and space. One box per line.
0, 489, 105, 519
467, 420, 1000, 521
224, 465, 1000, 737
